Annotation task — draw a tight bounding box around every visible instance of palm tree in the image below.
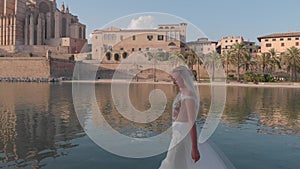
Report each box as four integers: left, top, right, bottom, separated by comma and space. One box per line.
242, 53, 256, 72
282, 46, 300, 82
268, 48, 282, 73
169, 49, 198, 69
220, 50, 233, 79
183, 49, 199, 71
196, 53, 204, 81
230, 43, 249, 81
203, 51, 222, 81
258, 52, 270, 75
168, 51, 186, 68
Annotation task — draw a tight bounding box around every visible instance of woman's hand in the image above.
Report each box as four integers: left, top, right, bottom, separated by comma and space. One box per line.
192, 148, 200, 163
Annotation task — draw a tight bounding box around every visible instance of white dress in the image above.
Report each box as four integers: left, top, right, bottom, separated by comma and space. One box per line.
159, 93, 233, 169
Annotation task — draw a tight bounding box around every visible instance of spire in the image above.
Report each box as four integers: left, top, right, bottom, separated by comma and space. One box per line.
61, 2, 65, 13
66, 4, 69, 13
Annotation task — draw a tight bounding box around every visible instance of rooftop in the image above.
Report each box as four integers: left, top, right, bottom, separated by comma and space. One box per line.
257, 32, 300, 41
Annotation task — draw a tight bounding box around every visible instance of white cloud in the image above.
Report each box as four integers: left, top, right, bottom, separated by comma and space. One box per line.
127, 16, 155, 29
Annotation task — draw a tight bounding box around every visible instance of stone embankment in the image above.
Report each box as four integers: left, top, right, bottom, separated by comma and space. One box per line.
0, 77, 72, 83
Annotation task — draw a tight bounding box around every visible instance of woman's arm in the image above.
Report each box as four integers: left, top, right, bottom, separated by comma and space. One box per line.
184, 99, 200, 162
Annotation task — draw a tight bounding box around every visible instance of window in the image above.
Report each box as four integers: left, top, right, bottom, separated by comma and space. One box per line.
120, 48, 124, 51
158, 35, 164, 41
265, 39, 269, 42
133, 35, 136, 40
230, 40, 233, 42
296, 42, 299, 46
281, 43, 285, 47
288, 38, 292, 41
114, 53, 120, 61
139, 48, 142, 51
236, 40, 238, 42
296, 37, 299, 40
132, 48, 135, 52
147, 35, 153, 41
272, 38, 276, 41
122, 52, 128, 59
225, 40, 228, 43
280, 38, 284, 41
266, 43, 272, 47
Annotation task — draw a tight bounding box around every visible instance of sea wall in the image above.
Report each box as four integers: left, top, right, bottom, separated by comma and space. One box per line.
0, 57, 77, 79
0, 57, 50, 78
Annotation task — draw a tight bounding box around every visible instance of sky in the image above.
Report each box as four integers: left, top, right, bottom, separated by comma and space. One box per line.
56, 0, 300, 43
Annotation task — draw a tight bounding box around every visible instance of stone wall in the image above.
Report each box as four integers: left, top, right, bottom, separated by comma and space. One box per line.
0, 57, 77, 79
0, 45, 70, 54
50, 58, 76, 78
0, 57, 50, 78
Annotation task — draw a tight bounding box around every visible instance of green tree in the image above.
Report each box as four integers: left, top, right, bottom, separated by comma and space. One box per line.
230, 43, 249, 81
220, 50, 233, 79
268, 48, 282, 73
241, 53, 256, 72
282, 46, 300, 81
258, 52, 271, 75
203, 51, 222, 81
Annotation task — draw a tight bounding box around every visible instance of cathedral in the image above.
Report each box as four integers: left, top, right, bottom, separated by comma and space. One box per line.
0, 0, 87, 54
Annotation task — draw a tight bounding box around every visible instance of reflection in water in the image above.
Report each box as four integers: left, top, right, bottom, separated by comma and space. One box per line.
0, 83, 299, 168
223, 87, 300, 136
0, 83, 84, 169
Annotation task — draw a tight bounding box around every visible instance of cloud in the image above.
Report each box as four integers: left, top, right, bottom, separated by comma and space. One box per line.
127, 16, 155, 29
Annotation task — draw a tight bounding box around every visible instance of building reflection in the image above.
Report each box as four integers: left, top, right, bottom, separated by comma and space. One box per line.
1, 83, 299, 168
222, 87, 300, 136
94, 83, 178, 137
0, 83, 84, 169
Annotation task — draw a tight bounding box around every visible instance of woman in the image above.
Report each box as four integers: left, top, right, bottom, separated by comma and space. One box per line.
159, 66, 201, 169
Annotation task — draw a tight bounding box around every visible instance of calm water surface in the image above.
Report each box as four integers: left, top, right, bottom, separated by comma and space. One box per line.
0, 83, 299, 169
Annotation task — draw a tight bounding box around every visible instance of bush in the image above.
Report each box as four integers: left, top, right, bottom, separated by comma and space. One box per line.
244, 71, 255, 82
69, 55, 75, 61
263, 74, 275, 82
228, 74, 237, 81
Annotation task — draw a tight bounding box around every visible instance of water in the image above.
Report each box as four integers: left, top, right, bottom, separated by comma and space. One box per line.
0, 83, 299, 169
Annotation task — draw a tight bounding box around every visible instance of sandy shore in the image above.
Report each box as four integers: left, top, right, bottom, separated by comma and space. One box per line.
64, 80, 300, 88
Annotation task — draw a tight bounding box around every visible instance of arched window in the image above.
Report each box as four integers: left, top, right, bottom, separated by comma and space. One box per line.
62, 18, 67, 37
114, 53, 120, 61
106, 52, 111, 60
122, 52, 128, 59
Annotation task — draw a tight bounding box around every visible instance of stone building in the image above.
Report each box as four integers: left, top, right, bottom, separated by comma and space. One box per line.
0, 0, 87, 54
258, 32, 300, 54
186, 37, 217, 55
216, 36, 256, 55
91, 23, 187, 60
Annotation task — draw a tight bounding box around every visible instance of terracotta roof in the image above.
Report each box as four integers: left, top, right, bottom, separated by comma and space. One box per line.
258, 32, 300, 41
